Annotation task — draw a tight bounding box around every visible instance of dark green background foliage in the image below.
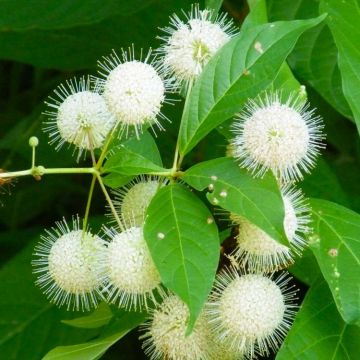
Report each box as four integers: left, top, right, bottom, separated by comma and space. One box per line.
0, 0, 359, 359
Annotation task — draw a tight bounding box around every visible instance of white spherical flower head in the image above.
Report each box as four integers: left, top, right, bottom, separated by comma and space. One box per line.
98, 49, 171, 138
207, 269, 297, 358
208, 338, 244, 360
111, 176, 164, 227
44, 76, 115, 157
141, 294, 213, 360
158, 5, 236, 87
32, 218, 106, 311
232, 185, 311, 272
105, 226, 161, 310
231, 92, 325, 182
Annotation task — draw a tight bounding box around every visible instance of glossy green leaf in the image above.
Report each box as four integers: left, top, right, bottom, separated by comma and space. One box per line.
309, 199, 360, 325
267, 0, 353, 119
270, 62, 303, 96
43, 311, 145, 360
102, 173, 134, 189
178, 14, 326, 155
61, 303, 113, 329
144, 184, 220, 331
106, 131, 163, 166
302, 157, 350, 208
0, 244, 98, 360
288, 248, 320, 286
183, 157, 288, 245
277, 278, 360, 359
320, 0, 360, 134
103, 132, 166, 177
243, 0, 303, 96
242, 0, 268, 31
205, 0, 223, 16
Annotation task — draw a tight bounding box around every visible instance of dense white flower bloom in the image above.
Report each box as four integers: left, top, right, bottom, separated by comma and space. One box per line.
231, 185, 310, 272
110, 176, 164, 227
231, 92, 325, 182
158, 4, 236, 88
32, 217, 107, 311
98, 48, 172, 138
44, 76, 115, 157
104, 226, 162, 310
207, 269, 297, 358
140, 294, 213, 360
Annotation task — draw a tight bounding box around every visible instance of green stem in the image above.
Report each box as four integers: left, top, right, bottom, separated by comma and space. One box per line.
38, 167, 97, 175
31, 146, 36, 169
96, 123, 119, 170
171, 80, 194, 176
0, 169, 33, 178
95, 172, 124, 232
82, 174, 97, 233
171, 142, 179, 174
0, 166, 97, 179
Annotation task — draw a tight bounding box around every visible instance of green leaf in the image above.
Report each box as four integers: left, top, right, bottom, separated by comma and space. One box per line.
242, 0, 268, 31
288, 248, 320, 286
103, 132, 167, 177
0, 243, 98, 360
302, 157, 350, 208
270, 62, 303, 96
61, 303, 113, 329
243, 0, 304, 96
320, 0, 360, 134
144, 184, 220, 331
107, 131, 163, 166
267, 0, 353, 119
0, 0, 191, 70
309, 199, 360, 326
0, 1, 155, 31
178, 14, 326, 155
43, 311, 145, 360
102, 173, 134, 189
277, 277, 360, 359
183, 157, 288, 245
205, 0, 223, 16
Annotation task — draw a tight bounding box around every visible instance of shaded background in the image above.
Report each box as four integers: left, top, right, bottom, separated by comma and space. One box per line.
0, 0, 359, 359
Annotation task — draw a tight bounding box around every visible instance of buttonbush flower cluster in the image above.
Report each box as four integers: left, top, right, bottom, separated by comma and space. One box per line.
0, 3, 327, 360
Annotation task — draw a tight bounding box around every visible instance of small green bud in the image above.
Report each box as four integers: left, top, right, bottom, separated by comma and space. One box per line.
29, 136, 39, 147
36, 165, 45, 175
299, 85, 307, 100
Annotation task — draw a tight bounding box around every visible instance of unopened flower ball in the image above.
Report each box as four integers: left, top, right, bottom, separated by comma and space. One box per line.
141, 294, 213, 360
104, 226, 162, 310
111, 176, 164, 227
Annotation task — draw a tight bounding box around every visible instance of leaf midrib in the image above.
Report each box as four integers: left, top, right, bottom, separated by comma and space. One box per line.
0, 303, 52, 346
169, 187, 191, 306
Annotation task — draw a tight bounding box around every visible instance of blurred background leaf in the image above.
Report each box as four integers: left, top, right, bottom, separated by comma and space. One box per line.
0, 241, 100, 360
0, 0, 195, 70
